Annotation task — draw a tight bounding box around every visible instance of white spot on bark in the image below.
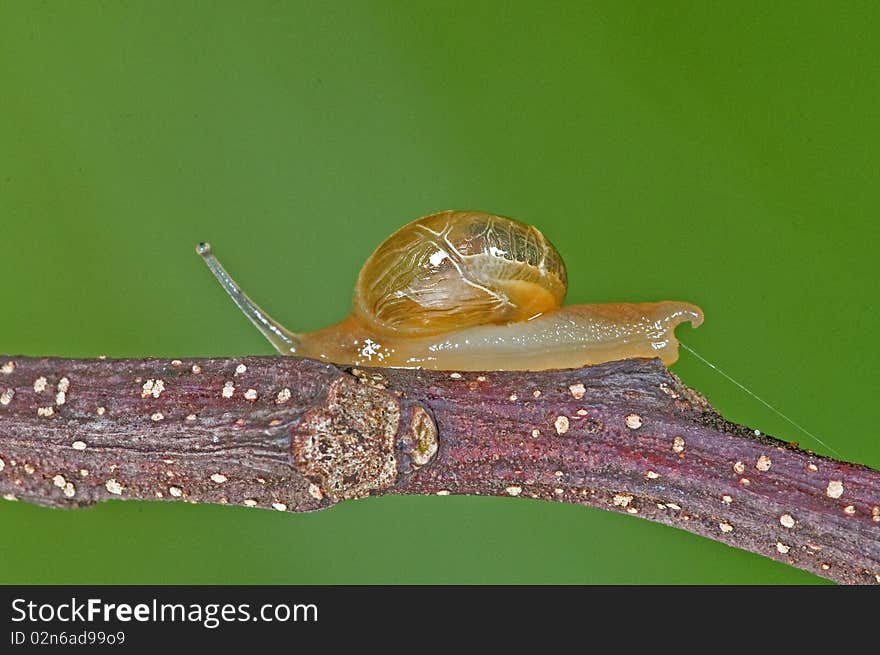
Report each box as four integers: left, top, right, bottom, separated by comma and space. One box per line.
235, 364, 247, 376
776, 542, 791, 554
33, 377, 47, 393
531, 429, 540, 437
568, 383, 585, 400
613, 493, 633, 507
672, 436, 685, 453
449, 372, 462, 379
739, 477, 750, 486
243, 498, 258, 507
1, 361, 15, 375
210, 473, 228, 484
72, 441, 87, 451
843, 505, 856, 515
780, 513, 796, 528
872, 507, 880, 523
3, 494, 18, 501
755, 455, 772, 471
275, 388, 291, 404
0, 388, 14, 405
57, 377, 70, 393
55, 391, 66, 406
105, 479, 123, 495
185, 414, 197, 421
169, 486, 183, 497
52, 474, 66, 488
0, 458, 4, 472
722, 495, 733, 504
171, 359, 182, 367
244, 388, 258, 401
24, 464, 35, 474
151, 412, 164, 422
435, 490, 450, 496
272, 502, 287, 511
96, 406, 106, 416
625, 414, 642, 430
508, 393, 518, 401
646, 471, 660, 480
191, 364, 202, 374
733, 461, 745, 474
826, 480, 844, 499
308, 484, 324, 500
222, 381, 235, 398
532, 390, 541, 398
554, 416, 569, 435
505, 485, 523, 497
37, 406, 54, 417
807, 463, 818, 472
719, 522, 734, 533
63, 482, 75, 498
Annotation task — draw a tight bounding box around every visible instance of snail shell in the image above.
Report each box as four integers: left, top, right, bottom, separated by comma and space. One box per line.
197, 210, 703, 370
354, 211, 566, 336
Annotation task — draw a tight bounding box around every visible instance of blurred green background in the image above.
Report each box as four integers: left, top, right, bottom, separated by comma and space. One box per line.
1, 1, 877, 584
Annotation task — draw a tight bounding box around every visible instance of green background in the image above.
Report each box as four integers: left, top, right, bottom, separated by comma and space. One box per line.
1, 1, 877, 584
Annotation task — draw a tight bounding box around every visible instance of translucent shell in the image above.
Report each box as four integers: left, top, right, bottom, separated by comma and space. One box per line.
353, 210, 568, 336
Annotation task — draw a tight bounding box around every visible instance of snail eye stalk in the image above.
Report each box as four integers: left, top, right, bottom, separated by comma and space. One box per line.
196, 242, 300, 355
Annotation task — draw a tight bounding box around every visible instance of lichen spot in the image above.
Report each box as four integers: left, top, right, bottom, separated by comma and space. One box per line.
169, 486, 183, 497
191, 364, 202, 374
843, 505, 856, 515
57, 377, 70, 393
569, 383, 586, 400
807, 463, 818, 473
872, 507, 880, 523
756, 455, 772, 472
776, 542, 791, 555
52, 474, 66, 488
62, 482, 75, 498
719, 522, 734, 533
171, 359, 183, 367
272, 502, 287, 512
625, 413, 642, 430
210, 473, 228, 484
0, 458, 4, 472
508, 393, 518, 401
531, 429, 540, 438
142, 379, 165, 399
733, 461, 746, 475
739, 477, 750, 486
151, 412, 164, 422
826, 480, 844, 499
672, 436, 685, 453
33, 376, 47, 393
275, 388, 292, 404
308, 484, 324, 500
72, 441, 87, 451
243, 498, 258, 507
449, 372, 462, 379
55, 391, 66, 406
722, 494, 733, 504
3, 493, 17, 501
646, 471, 660, 480
532, 390, 541, 398
105, 479, 124, 495
626, 506, 639, 514
820, 563, 831, 571
1, 361, 15, 375
780, 513, 795, 528
0, 388, 14, 406
96, 406, 106, 416
185, 414, 197, 421
24, 463, 35, 474
241, 388, 257, 402
505, 485, 523, 497
554, 415, 570, 435
37, 406, 54, 418
612, 493, 633, 508
235, 364, 247, 376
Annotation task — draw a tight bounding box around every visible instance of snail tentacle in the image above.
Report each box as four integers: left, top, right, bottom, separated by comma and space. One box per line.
196, 242, 301, 355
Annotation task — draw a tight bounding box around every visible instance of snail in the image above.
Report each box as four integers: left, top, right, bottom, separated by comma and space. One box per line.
197, 210, 703, 371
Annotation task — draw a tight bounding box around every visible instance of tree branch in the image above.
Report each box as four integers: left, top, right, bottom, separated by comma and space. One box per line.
0, 355, 877, 584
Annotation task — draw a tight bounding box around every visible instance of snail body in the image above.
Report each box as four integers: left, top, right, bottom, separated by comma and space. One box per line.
198, 210, 703, 370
